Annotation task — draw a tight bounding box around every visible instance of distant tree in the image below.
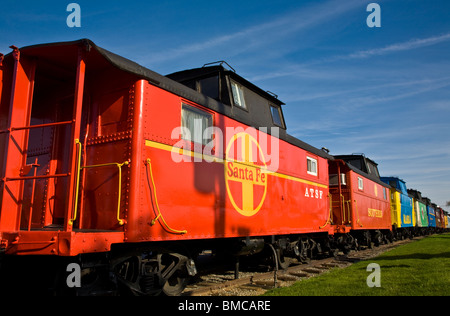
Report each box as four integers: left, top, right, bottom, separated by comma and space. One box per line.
447, 201, 450, 207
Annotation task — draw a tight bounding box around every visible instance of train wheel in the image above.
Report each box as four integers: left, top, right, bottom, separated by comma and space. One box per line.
113, 251, 195, 296
161, 252, 195, 296
373, 230, 383, 247
162, 271, 189, 296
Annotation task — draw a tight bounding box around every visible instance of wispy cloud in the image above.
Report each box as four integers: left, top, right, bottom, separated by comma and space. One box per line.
283, 76, 450, 103
143, 0, 362, 65
348, 32, 450, 59
252, 32, 450, 83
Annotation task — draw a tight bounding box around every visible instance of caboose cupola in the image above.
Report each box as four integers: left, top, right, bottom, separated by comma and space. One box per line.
166, 61, 286, 131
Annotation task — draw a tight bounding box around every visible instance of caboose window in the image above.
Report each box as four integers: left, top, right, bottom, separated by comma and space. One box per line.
231, 80, 247, 109
307, 157, 318, 176
181, 104, 213, 145
199, 75, 219, 100
358, 177, 364, 190
367, 161, 380, 177
270, 104, 283, 127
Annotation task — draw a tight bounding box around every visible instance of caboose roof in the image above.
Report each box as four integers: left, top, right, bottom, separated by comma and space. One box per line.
407, 189, 424, 201
166, 64, 284, 106
380, 176, 408, 195
333, 154, 389, 188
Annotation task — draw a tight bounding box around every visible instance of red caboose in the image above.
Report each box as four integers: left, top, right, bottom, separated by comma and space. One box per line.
435, 206, 446, 231
0, 40, 334, 295
329, 155, 392, 249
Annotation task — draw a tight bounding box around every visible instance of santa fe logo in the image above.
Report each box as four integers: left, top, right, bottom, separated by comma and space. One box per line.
225, 132, 268, 217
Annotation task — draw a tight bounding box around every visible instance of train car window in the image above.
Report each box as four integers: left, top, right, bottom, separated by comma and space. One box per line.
230, 80, 247, 109
346, 158, 362, 171
199, 76, 219, 100
307, 157, 318, 176
270, 104, 283, 127
329, 173, 346, 186
384, 188, 387, 200
329, 174, 338, 186
358, 177, 364, 190
366, 161, 380, 177
373, 166, 380, 177
181, 104, 213, 145
180, 79, 197, 91
398, 181, 408, 195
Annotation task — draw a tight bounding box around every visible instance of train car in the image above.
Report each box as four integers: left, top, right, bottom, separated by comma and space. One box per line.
0, 39, 335, 295
329, 155, 392, 249
440, 208, 447, 230
380, 177, 414, 239
442, 209, 448, 230
407, 189, 429, 235
435, 206, 446, 231
423, 198, 436, 231
445, 212, 450, 231
435, 206, 441, 230
166, 62, 337, 261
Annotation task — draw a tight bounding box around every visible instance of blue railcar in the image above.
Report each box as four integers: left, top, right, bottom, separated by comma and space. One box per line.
423, 198, 436, 228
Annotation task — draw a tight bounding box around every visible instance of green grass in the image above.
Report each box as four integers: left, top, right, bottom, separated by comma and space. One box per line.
264, 233, 450, 296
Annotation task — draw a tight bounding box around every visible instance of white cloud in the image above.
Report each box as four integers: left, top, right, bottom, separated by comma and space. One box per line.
348, 32, 450, 59
251, 32, 450, 84
142, 0, 362, 65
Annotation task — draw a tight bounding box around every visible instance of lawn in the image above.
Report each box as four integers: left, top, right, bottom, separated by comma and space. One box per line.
264, 233, 450, 296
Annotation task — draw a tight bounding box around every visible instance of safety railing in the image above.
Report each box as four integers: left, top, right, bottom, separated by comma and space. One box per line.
69, 139, 128, 226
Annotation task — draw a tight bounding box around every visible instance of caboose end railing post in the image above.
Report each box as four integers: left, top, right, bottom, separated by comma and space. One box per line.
64, 46, 86, 232
0, 46, 36, 231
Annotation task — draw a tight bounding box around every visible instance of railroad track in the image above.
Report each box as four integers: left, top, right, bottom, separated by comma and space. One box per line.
182, 238, 419, 296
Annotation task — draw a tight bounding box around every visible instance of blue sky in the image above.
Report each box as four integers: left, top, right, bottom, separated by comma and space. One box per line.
1, 0, 449, 208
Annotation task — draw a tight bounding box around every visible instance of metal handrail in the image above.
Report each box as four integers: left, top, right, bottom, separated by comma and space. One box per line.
0, 120, 73, 134
69, 139, 129, 226
202, 60, 236, 72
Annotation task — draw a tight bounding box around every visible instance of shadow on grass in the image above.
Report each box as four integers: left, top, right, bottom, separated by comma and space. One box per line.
378, 264, 411, 268
377, 252, 450, 261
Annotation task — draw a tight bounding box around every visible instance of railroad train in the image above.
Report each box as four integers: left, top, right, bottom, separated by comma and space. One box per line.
0, 39, 448, 295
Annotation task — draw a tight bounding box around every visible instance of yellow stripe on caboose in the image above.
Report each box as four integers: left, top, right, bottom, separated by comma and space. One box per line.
144, 139, 328, 189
